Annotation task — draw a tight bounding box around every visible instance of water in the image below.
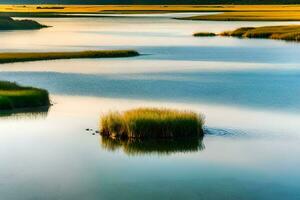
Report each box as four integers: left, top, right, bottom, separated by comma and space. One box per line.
1, 13, 300, 200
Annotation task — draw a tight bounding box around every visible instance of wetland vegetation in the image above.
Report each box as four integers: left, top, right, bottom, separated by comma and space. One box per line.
0, 81, 50, 111
0, 50, 139, 64
0, 16, 47, 30
100, 108, 204, 139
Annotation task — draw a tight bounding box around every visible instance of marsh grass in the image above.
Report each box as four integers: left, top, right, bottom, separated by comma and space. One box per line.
100, 108, 204, 139
0, 81, 50, 110
220, 25, 300, 42
0, 16, 47, 30
193, 32, 216, 37
0, 50, 139, 64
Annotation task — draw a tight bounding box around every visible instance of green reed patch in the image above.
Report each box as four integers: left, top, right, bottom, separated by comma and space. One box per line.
0, 50, 139, 64
0, 16, 48, 30
100, 108, 204, 139
0, 81, 50, 110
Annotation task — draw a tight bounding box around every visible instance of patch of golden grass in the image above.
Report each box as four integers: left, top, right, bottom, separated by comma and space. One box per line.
0, 50, 139, 64
220, 25, 300, 41
100, 108, 204, 139
181, 11, 300, 21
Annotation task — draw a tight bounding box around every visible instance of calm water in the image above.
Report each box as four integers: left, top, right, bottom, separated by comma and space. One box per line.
1, 14, 300, 200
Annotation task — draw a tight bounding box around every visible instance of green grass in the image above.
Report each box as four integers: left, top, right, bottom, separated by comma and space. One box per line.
0, 81, 50, 110
100, 108, 204, 139
220, 25, 300, 42
0, 50, 139, 64
101, 137, 204, 155
193, 32, 216, 37
0, 16, 48, 30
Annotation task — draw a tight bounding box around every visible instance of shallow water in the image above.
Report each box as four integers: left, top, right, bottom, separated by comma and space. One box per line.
1, 13, 300, 200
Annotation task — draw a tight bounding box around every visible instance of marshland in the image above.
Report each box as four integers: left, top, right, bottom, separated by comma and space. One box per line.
1, 10, 300, 200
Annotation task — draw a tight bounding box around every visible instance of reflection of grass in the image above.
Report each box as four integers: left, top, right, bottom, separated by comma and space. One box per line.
0, 81, 50, 110
193, 32, 216, 37
220, 25, 300, 42
100, 108, 204, 139
101, 137, 204, 156
0, 50, 139, 64
179, 11, 300, 21
0, 16, 47, 30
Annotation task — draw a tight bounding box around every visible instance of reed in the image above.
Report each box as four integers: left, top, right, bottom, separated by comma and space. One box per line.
100, 108, 204, 139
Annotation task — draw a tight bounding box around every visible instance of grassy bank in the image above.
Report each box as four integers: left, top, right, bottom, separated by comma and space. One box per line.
179, 11, 300, 21
0, 50, 139, 64
100, 108, 204, 139
0, 16, 47, 30
220, 25, 300, 42
0, 81, 50, 111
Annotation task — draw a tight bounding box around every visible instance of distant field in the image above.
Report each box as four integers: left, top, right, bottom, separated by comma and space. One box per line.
1, 5, 300, 13
181, 11, 300, 21
1, 5, 300, 21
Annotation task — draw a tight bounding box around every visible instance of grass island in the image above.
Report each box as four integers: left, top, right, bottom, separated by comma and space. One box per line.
100, 108, 204, 139
194, 25, 300, 42
0, 50, 139, 64
0, 81, 50, 111
0, 16, 48, 30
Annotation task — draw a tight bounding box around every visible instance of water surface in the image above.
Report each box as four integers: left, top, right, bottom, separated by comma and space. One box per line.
1, 13, 300, 200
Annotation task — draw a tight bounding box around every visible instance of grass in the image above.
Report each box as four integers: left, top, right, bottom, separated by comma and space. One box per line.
0, 81, 50, 111
193, 32, 216, 37
100, 108, 204, 139
0, 16, 47, 30
220, 25, 300, 42
0, 50, 139, 64
101, 137, 204, 155
179, 11, 300, 21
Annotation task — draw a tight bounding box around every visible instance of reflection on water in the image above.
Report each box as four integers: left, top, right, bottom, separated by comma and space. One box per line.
0, 106, 50, 120
100, 136, 204, 156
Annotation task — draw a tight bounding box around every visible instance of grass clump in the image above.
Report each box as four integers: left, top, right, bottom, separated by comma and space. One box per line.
193, 32, 216, 37
220, 25, 300, 42
0, 16, 48, 30
0, 81, 50, 110
100, 108, 204, 139
0, 50, 139, 64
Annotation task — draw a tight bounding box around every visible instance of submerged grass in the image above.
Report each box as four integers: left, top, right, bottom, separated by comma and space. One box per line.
0, 81, 50, 110
100, 108, 204, 139
220, 25, 300, 42
0, 16, 47, 30
0, 50, 139, 64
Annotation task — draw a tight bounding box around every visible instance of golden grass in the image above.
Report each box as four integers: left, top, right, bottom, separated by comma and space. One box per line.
2, 5, 300, 13
0, 50, 139, 64
100, 108, 204, 139
220, 25, 300, 41
180, 11, 300, 21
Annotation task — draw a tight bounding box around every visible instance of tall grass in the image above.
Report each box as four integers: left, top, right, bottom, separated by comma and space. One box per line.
0, 50, 139, 64
100, 108, 204, 139
220, 25, 300, 42
0, 16, 47, 30
0, 81, 50, 110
